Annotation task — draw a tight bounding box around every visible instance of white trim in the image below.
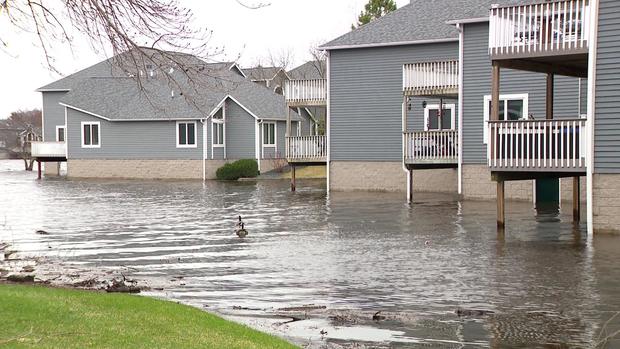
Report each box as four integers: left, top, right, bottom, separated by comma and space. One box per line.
61, 103, 203, 122
261, 122, 277, 147
321, 38, 459, 51
80, 121, 101, 148
255, 120, 261, 172
229, 63, 247, 78
212, 120, 225, 147
55, 125, 66, 142
201, 119, 206, 181
446, 17, 489, 25
62, 103, 111, 121
326, 51, 331, 192
586, 0, 600, 237
457, 23, 464, 195
176, 121, 198, 148
423, 104, 456, 131
36, 88, 71, 92
483, 93, 529, 143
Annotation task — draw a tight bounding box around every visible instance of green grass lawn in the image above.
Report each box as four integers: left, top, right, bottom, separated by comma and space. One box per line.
0, 284, 298, 349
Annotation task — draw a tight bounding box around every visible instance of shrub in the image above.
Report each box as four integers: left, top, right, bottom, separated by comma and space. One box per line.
216, 159, 259, 180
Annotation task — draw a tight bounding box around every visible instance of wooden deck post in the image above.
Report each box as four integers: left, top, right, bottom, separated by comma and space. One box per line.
286, 107, 291, 137
438, 97, 444, 130
37, 160, 41, 180
573, 176, 581, 222
409, 169, 414, 202
497, 180, 505, 229
291, 165, 296, 192
491, 62, 501, 121
546, 73, 554, 119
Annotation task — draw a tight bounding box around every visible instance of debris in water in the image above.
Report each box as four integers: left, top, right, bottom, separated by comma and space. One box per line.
373, 311, 386, 321
105, 275, 141, 293
35, 230, 49, 235
21, 266, 35, 273
7, 274, 35, 283
455, 308, 495, 317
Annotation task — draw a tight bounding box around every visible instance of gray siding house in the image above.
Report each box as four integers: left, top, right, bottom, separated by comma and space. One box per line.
35, 49, 315, 180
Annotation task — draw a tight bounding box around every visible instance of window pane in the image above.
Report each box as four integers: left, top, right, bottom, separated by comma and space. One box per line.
263, 124, 268, 142
428, 110, 439, 130
187, 123, 195, 145
219, 124, 224, 144
84, 124, 91, 145
269, 124, 275, 144
507, 100, 524, 120
179, 123, 187, 145
92, 124, 99, 145
441, 109, 452, 129
58, 128, 65, 142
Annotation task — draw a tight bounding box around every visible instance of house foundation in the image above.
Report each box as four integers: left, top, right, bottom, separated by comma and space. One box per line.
462, 164, 533, 201
67, 159, 203, 180
43, 162, 61, 177
593, 174, 620, 234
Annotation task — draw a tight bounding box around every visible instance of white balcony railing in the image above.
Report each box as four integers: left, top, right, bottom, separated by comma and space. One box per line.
31, 141, 67, 158
286, 135, 327, 162
487, 119, 587, 171
284, 79, 327, 106
489, 0, 590, 57
404, 130, 458, 164
403, 61, 459, 96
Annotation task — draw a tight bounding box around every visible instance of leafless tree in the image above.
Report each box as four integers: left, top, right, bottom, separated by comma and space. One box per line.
1, 109, 42, 170
308, 43, 327, 79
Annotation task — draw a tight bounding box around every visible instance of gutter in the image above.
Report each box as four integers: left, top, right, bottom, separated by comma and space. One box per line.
321, 37, 458, 51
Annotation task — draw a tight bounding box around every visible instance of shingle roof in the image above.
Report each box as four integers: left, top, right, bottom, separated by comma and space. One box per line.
243, 66, 284, 81
321, 0, 544, 50
288, 61, 326, 80
53, 50, 298, 121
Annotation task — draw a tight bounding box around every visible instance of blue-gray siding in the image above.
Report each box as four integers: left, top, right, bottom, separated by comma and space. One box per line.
462, 22, 582, 164
66, 108, 203, 160
594, 0, 620, 173
224, 99, 256, 159
42, 91, 68, 141
330, 43, 458, 161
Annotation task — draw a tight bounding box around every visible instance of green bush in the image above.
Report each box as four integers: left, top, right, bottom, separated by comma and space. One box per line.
216, 159, 259, 180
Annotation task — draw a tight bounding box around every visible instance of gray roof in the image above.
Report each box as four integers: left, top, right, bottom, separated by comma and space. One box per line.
244, 66, 284, 81
53, 50, 298, 121
288, 61, 326, 80
321, 0, 543, 50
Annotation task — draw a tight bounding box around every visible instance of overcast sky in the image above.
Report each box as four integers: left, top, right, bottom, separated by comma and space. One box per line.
0, 0, 409, 118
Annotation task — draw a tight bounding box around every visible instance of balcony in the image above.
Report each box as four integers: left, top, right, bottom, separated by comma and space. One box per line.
286, 135, 327, 163
403, 61, 459, 97
284, 79, 327, 107
404, 130, 458, 168
489, 0, 590, 60
487, 119, 587, 173
31, 141, 67, 160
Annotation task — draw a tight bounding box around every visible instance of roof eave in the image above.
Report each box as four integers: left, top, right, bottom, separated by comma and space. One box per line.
446, 17, 489, 25
320, 37, 459, 51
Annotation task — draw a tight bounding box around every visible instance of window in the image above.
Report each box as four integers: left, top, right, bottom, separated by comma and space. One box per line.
483, 94, 529, 143
213, 121, 224, 146
424, 104, 456, 131
81, 121, 100, 148
56, 126, 66, 142
177, 121, 197, 148
262, 122, 276, 146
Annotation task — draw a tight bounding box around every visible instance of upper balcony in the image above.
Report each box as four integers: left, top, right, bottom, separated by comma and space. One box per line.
403, 60, 459, 98
489, 0, 590, 62
284, 79, 327, 107
31, 141, 67, 160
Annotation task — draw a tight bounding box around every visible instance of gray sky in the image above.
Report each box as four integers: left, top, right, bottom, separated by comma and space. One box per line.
0, 0, 409, 118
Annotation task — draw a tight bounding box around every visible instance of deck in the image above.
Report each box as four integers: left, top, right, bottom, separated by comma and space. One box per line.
284, 79, 327, 107
285, 136, 327, 164
403, 60, 459, 98
404, 130, 458, 169
31, 142, 67, 162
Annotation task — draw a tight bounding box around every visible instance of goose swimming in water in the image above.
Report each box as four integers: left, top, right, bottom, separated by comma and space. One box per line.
235, 216, 248, 238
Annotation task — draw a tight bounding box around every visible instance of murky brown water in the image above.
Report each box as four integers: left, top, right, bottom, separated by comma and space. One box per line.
1, 159, 619, 348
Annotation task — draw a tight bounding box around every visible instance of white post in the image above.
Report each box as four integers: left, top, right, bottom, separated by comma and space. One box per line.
586, 0, 600, 238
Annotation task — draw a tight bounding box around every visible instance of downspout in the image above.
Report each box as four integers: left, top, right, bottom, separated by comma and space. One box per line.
457, 23, 464, 195
402, 64, 411, 201
200, 119, 206, 181
326, 51, 331, 193
255, 119, 261, 172
586, 0, 600, 237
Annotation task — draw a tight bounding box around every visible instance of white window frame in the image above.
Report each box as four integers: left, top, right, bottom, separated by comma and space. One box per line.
212, 119, 225, 148
56, 125, 66, 142
176, 121, 198, 148
483, 93, 529, 144
262, 122, 276, 147
424, 104, 456, 131
81, 121, 101, 148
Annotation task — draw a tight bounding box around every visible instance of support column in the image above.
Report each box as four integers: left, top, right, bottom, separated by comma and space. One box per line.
438, 98, 444, 130
491, 62, 501, 122
286, 107, 291, 137
291, 165, 296, 192
408, 169, 414, 202
497, 180, 505, 229
37, 160, 41, 180
573, 176, 581, 222
546, 73, 554, 120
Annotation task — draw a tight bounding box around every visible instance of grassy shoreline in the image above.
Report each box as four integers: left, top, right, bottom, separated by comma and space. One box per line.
0, 283, 297, 349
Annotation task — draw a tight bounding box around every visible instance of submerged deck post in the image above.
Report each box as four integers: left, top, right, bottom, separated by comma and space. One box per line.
497, 180, 505, 229
409, 169, 414, 202
37, 160, 41, 180
573, 177, 581, 222
291, 165, 296, 192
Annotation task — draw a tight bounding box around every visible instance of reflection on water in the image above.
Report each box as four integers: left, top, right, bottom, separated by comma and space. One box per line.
1, 160, 619, 348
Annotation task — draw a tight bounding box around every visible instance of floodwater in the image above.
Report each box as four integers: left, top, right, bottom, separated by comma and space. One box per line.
1, 159, 619, 348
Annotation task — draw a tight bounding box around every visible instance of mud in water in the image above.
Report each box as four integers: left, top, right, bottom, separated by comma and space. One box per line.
1, 159, 620, 348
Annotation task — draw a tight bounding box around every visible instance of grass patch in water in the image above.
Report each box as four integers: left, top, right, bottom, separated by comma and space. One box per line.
0, 284, 297, 349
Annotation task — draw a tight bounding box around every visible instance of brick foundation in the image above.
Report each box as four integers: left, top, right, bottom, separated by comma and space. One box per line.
68, 159, 203, 180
